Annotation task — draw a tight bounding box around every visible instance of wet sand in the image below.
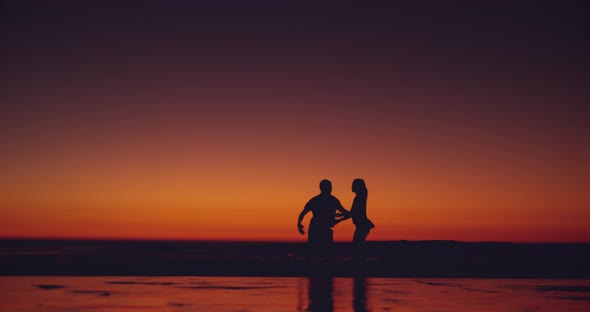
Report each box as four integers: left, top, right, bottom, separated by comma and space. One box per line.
1, 276, 589, 311
1, 239, 588, 277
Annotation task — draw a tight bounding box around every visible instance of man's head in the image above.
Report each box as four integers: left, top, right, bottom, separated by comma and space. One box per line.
319, 179, 332, 194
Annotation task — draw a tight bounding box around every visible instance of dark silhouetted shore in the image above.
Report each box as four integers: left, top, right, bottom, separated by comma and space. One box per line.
1, 239, 588, 278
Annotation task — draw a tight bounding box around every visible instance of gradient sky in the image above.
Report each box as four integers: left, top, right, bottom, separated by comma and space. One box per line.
1, 2, 589, 242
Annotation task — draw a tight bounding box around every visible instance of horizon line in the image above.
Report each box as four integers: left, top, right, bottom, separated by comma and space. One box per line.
1, 236, 588, 244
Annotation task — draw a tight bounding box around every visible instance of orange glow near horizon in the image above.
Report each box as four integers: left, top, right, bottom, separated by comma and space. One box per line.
1, 97, 589, 242
1, 126, 589, 242
1, 101, 588, 242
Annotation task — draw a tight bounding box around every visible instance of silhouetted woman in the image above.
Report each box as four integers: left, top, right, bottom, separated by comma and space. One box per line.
350, 178, 374, 247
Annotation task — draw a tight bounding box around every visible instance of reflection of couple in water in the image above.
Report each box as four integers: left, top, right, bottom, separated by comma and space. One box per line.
297, 179, 375, 255
303, 275, 369, 312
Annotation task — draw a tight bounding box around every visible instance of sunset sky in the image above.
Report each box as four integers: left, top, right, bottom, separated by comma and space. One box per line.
1, 2, 588, 242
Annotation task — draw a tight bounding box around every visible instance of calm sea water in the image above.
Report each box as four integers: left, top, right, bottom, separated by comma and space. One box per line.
0, 277, 588, 311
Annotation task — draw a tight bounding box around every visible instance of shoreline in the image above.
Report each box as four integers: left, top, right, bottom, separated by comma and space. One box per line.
1, 240, 588, 278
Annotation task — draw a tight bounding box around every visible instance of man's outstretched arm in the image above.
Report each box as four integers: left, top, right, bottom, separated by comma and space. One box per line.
334, 200, 351, 225
297, 205, 311, 235
336, 200, 351, 217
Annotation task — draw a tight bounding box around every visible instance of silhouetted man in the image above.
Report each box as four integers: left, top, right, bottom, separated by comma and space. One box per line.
297, 179, 350, 254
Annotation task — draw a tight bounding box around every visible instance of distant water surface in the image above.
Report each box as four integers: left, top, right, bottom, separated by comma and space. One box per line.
0, 277, 588, 311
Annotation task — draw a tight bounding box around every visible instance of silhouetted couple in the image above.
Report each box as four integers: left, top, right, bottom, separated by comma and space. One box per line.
297, 179, 374, 256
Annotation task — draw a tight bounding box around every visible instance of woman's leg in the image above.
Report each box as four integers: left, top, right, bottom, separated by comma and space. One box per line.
353, 227, 370, 265
353, 227, 370, 245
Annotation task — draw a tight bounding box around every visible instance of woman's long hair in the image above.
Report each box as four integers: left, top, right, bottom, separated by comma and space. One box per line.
353, 178, 368, 199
